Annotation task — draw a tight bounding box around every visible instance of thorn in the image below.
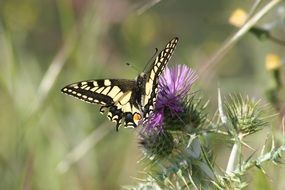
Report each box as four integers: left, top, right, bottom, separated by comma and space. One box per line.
218, 88, 227, 124
241, 140, 255, 151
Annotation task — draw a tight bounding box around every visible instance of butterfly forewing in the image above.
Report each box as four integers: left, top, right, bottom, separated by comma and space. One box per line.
142, 37, 179, 119
61, 79, 135, 105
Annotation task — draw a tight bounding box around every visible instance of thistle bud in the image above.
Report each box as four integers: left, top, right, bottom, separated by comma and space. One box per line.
225, 94, 268, 136
139, 130, 174, 158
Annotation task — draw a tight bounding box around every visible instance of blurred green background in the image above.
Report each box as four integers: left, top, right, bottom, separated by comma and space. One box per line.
1, 0, 285, 189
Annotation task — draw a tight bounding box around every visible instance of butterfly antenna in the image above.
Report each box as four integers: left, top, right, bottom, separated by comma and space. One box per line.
143, 48, 158, 71
126, 62, 140, 73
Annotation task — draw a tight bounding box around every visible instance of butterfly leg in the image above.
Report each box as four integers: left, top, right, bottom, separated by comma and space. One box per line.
116, 122, 120, 131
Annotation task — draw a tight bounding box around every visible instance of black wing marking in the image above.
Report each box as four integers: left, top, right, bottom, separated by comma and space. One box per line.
142, 37, 179, 119
61, 79, 139, 130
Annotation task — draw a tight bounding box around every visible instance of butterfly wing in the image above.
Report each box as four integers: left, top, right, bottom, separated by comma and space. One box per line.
142, 37, 179, 119
61, 79, 140, 130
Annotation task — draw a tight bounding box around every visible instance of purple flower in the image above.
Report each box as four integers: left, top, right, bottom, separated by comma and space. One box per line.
159, 65, 198, 98
144, 64, 198, 130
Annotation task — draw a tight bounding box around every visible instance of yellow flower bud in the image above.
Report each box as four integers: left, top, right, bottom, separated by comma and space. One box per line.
229, 9, 248, 27
266, 54, 282, 71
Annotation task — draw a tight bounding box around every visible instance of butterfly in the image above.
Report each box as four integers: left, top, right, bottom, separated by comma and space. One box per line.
61, 37, 179, 131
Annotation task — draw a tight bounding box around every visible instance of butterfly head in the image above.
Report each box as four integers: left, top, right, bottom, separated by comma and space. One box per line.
137, 73, 147, 87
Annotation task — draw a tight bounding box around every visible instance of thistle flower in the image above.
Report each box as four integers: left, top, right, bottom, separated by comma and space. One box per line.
140, 65, 198, 158
157, 64, 198, 113
144, 64, 198, 131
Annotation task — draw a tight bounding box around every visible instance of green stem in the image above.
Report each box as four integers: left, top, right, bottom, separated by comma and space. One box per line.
226, 140, 240, 174
226, 133, 244, 174
235, 145, 285, 174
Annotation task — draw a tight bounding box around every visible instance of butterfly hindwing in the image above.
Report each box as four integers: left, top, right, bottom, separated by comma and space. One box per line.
142, 37, 179, 119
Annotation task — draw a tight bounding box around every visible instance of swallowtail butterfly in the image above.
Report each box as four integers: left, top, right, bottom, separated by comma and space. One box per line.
61, 37, 179, 130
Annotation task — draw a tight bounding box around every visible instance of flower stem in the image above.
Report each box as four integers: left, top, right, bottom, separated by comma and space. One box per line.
226, 141, 239, 174
226, 134, 243, 174
235, 145, 285, 174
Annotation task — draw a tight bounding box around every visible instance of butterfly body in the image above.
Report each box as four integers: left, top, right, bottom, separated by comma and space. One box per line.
61, 37, 179, 130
